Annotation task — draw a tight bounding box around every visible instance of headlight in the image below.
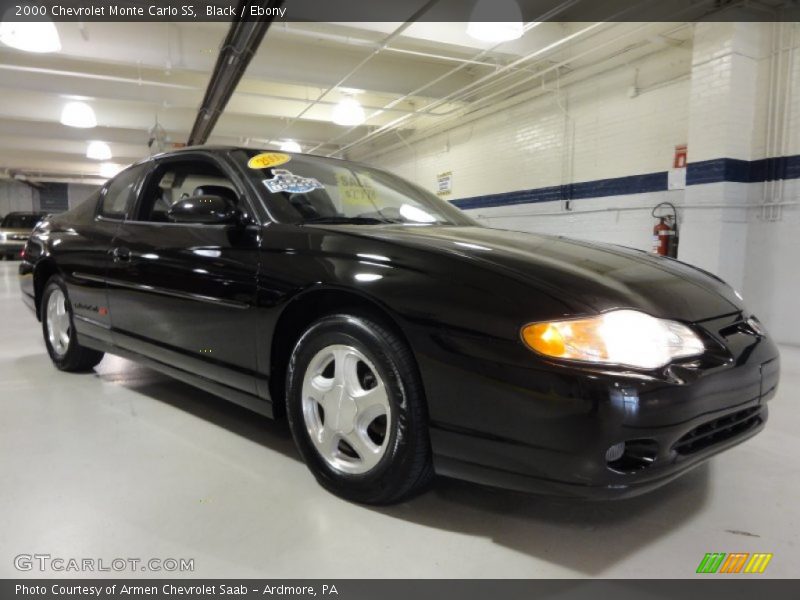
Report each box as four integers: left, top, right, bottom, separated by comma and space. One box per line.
521, 309, 704, 369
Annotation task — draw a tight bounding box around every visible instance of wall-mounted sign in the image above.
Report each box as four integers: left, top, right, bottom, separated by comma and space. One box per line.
436, 171, 453, 196
39, 183, 69, 212
673, 144, 688, 169
668, 168, 687, 190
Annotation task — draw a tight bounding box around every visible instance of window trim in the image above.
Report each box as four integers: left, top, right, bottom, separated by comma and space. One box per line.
129, 152, 260, 226
94, 161, 151, 221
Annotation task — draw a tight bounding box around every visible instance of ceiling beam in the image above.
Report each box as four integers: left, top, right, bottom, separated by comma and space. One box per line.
188, 0, 283, 145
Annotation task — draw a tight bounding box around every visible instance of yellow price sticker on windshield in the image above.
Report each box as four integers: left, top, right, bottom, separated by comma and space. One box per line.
247, 152, 291, 170
336, 173, 377, 206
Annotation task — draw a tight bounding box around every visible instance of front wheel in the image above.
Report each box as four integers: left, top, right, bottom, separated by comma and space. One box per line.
286, 313, 434, 504
41, 276, 104, 372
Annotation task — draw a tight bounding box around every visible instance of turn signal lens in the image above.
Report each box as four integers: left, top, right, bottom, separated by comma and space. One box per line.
525, 323, 566, 357
521, 309, 705, 369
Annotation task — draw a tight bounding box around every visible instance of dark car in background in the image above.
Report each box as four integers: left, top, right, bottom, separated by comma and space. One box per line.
1, 211, 49, 260
18, 147, 780, 505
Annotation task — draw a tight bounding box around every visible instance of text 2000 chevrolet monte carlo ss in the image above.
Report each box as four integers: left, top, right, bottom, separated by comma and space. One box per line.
19, 147, 780, 504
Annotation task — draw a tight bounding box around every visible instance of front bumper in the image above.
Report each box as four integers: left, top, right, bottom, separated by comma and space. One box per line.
422, 312, 780, 499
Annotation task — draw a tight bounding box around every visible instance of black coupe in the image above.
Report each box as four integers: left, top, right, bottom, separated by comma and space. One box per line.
19, 147, 780, 504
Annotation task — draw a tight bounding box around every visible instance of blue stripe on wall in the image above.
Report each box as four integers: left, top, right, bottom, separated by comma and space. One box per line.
451, 154, 800, 211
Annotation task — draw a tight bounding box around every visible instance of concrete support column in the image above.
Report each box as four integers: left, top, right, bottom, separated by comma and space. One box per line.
679, 22, 763, 291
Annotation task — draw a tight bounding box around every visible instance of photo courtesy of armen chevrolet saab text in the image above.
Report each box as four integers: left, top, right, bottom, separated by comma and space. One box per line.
19, 147, 780, 505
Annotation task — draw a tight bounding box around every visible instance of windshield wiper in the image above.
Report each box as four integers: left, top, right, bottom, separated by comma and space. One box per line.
303, 216, 397, 225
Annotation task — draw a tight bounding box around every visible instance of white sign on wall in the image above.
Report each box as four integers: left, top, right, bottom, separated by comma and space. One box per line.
436, 171, 453, 196
668, 168, 686, 190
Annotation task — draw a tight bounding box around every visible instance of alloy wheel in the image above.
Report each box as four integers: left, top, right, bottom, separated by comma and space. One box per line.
301, 344, 392, 475
46, 288, 71, 357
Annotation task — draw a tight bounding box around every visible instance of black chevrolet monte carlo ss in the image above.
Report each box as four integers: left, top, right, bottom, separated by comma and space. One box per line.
19, 147, 780, 504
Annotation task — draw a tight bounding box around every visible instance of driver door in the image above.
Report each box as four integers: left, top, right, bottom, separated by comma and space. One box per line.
105, 153, 261, 395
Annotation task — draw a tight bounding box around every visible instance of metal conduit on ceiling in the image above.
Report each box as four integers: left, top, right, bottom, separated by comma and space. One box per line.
187, 0, 285, 146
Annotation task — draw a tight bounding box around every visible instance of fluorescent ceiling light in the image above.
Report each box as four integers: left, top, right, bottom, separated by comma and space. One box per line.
279, 140, 302, 153
0, 20, 61, 53
86, 141, 112, 160
332, 97, 365, 126
61, 101, 97, 128
467, 0, 523, 43
99, 162, 121, 179
467, 22, 524, 42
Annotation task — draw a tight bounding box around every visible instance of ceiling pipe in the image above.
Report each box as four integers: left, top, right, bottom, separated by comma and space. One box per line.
271, 0, 439, 144
0, 64, 446, 119
187, 0, 284, 146
322, 0, 703, 156
309, 0, 585, 155
275, 24, 538, 73
360, 38, 689, 163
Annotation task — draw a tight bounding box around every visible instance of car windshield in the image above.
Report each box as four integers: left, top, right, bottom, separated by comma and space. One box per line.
235, 150, 475, 226
1, 214, 42, 229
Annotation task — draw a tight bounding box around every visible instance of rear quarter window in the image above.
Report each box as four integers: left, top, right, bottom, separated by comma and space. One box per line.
99, 164, 147, 219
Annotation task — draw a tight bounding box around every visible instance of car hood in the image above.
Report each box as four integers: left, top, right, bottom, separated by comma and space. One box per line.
325, 224, 743, 322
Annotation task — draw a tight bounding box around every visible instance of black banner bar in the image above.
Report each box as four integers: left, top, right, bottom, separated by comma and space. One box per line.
1, 0, 799, 23
4, 580, 800, 600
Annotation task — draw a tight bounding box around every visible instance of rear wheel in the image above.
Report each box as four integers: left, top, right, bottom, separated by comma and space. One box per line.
286, 313, 434, 504
41, 276, 104, 372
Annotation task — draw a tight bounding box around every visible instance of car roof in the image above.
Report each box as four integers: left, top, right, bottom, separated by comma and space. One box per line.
141, 145, 350, 166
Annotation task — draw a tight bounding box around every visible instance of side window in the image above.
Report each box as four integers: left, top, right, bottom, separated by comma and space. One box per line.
99, 165, 146, 219
137, 159, 240, 223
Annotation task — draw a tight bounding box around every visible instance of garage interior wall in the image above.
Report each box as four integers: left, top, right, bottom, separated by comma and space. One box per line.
0, 181, 38, 215
0, 181, 98, 214
354, 22, 800, 346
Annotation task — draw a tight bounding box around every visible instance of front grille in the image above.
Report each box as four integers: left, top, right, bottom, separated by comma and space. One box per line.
673, 407, 762, 456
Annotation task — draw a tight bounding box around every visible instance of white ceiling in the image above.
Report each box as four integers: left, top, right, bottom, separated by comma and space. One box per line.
0, 18, 694, 184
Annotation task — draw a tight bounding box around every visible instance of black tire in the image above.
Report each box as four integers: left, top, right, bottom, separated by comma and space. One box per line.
41, 276, 105, 372
286, 313, 434, 505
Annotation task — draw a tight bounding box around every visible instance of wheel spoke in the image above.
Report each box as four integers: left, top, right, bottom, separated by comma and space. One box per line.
343, 430, 381, 470
354, 383, 389, 421
304, 373, 331, 407
331, 347, 346, 386
58, 312, 68, 334
316, 425, 338, 455
330, 348, 354, 391
46, 300, 56, 326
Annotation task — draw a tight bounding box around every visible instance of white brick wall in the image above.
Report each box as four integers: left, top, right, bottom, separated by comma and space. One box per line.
358, 22, 800, 344
472, 190, 681, 252
361, 46, 691, 196
745, 205, 800, 345
743, 24, 800, 344
687, 22, 761, 162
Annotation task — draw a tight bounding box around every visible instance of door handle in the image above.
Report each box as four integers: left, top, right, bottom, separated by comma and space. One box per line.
111, 246, 131, 263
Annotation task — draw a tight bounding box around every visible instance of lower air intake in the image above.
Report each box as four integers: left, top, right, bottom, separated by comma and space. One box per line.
673, 406, 763, 456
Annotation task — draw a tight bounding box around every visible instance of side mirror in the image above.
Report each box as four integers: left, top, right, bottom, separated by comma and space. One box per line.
167, 195, 240, 225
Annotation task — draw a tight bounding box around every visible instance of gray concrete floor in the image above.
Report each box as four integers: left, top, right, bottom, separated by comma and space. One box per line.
1, 260, 798, 579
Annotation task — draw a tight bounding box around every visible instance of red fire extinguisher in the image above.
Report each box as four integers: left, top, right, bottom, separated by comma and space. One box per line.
651, 202, 679, 258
